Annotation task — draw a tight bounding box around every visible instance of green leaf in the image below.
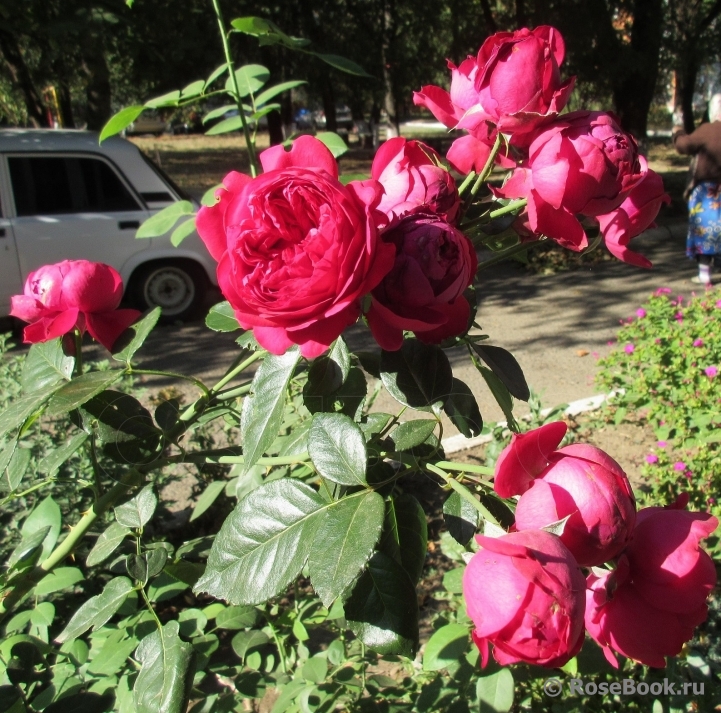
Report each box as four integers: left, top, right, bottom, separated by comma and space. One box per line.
215, 605, 258, 630
345, 551, 419, 657
391, 420, 437, 451
255, 80, 307, 107
30, 601, 55, 627
204, 116, 243, 136
99, 106, 144, 142
165, 562, 205, 587
230, 16, 310, 50
471, 344, 530, 402
313, 131, 348, 158
193, 479, 325, 605
381, 495, 427, 584
37, 432, 88, 475
231, 630, 269, 660
21, 496, 61, 560
88, 630, 139, 676
205, 301, 240, 332
134, 621, 195, 713
0, 444, 30, 493
136, 201, 194, 238
422, 623, 469, 671
443, 491, 480, 546
180, 79, 205, 99
380, 340, 453, 413
145, 90, 181, 108
476, 365, 517, 430
476, 668, 514, 712
56, 577, 135, 643
339, 173, 369, 185
45, 370, 125, 417
204, 63, 228, 90
34, 567, 84, 595
315, 53, 372, 78
87, 521, 131, 567
202, 104, 235, 124
22, 339, 74, 392
44, 692, 115, 713
309, 490, 385, 606
7, 526, 51, 570
170, 217, 196, 247
190, 480, 226, 522
112, 307, 162, 363
240, 349, 300, 474
0, 385, 61, 439
115, 485, 157, 529
443, 567, 463, 593
225, 64, 270, 98
127, 549, 168, 584
308, 412, 367, 486
444, 378, 483, 438
303, 336, 351, 408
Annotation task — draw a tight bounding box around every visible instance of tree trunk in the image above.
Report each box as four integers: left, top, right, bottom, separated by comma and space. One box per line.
321, 79, 337, 133
679, 58, 699, 133
57, 82, 74, 128
267, 110, 284, 145
0, 29, 48, 127
81, 40, 111, 131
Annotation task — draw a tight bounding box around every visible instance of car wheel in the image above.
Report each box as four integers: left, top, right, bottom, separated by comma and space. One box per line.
131, 260, 207, 321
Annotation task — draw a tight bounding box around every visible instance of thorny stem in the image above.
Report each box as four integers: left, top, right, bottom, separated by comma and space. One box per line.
468, 133, 503, 199
434, 460, 494, 477
211, 350, 265, 394
140, 586, 163, 632
457, 171, 477, 196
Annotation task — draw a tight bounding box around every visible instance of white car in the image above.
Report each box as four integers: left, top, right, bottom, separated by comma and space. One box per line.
0, 129, 218, 321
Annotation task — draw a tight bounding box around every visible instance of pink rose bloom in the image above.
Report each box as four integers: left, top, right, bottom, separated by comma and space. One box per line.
195, 136, 395, 358
646, 454, 659, 464
371, 138, 460, 222
636, 308, 647, 318
366, 213, 477, 350
596, 166, 669, 268
495, 423, 636, 566
705, 366, 718, 378
674, 461, 687, 471
495, 111, 643, 252
657, 441, 667, 448
585, 504, 718, 668
716, 300, 721, 308
624, 343, 635, 354
10, 260, 140, 351
694, 339, 704, 347
463, 529, 586, 669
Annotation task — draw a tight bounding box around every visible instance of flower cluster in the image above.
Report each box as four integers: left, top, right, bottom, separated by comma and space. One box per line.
463, 422, 717, 669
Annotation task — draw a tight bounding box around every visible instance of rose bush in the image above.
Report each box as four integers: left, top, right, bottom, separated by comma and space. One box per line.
10, 260, 140, 351
196, 135, 395, 358
463, 529, 586, 668
366, 213, 477, 350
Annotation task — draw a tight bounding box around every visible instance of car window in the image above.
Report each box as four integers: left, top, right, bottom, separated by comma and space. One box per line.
8, 156, 141, 216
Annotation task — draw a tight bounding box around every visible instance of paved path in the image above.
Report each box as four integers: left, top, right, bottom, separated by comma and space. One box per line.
128, 220, 699, 436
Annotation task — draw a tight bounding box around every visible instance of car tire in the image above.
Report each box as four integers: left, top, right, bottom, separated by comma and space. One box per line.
130, 260, 207, 322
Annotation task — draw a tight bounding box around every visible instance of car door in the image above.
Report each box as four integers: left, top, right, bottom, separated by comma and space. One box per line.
5, 153, 151, 282
0, 187, 23, 317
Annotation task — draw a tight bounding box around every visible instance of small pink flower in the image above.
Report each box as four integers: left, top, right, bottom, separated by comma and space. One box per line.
636, 308, 646, 318
674, 462, 687, 471
705, 366, 718, 378
655, 288, 671, 295
592, 351, 599, 359
645, 454, 658, 464
624, 343, 635, 354
607, 340, 615, 346
657, 441, 667, 448
684, 470, 693, 480
655, 338, 661, 344
675, 312, 684, 322
708, 497, 716, 505
694, 339, 704, 347
715, 299, 721, 308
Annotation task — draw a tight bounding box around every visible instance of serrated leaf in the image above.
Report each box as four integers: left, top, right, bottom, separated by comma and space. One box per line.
7, 526, 51, 570
56, 577, 134, 643
45, 370, 125, 417
193, 479, 325, 605
309, 490, 385, 606
255, 80, 307, 107
390, 420, 437, 451
0, 444, 30, 493
302, 337, 350, 407
21, 496, 61, 560
315, 53, 372, 77
37, 432, 88, 475
231, 630, 269, 660
308, 412, 367, 486
21, 339, 74, 392
205, 301, 240, 332
190, 481, 226, 522
137, 201, 194, 238
215, 605, 258, 630
476, 365, 517, 430
381, 495, 427, 584
171, 217, 196, 247
240, 349, 300, 474
423, 623, 469, 671
112, 307, 161, 363
471, 344, 529, 402
443, 491, 480, 546
380, 340, 453, 413
127, 549, 168, 584
345, 551, 419, 657
361, 413, 392, 439
34, 567, 84, 595
476, 668, 514, 712
313, 131, 348, 158
87, 521, 130, 567
100, 106, 144, 142
225, 64, 270, 98
0, 385, 61, 439
444, 378, 483, 438
134, 621, 195, 713
115, 485, 157, 529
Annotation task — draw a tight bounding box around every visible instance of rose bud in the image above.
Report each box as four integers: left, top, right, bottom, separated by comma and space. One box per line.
10, 260, 140, 351
463, 530, 586, 668
495, 111, 645, 253
494, 422, 636, 567
596, 163, 670, 268
372, 138, 460, 222
366, 213, 477, 351
196, 136, 395, 358
585, 503, 718, 668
